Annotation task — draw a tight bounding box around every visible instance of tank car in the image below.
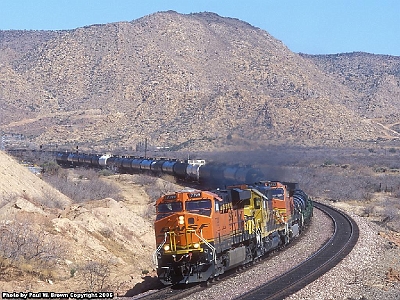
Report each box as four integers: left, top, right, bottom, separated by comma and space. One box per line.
106, 156, 124, 170
198, 163, 264, 187
161, 160, 176, 175
55, 152, 70, 166
173, 161, 188, 179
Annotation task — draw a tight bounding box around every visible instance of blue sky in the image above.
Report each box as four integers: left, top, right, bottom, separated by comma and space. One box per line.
1, 0, 399, 56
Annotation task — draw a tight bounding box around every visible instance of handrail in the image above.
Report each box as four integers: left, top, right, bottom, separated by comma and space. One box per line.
153, 232, 168, 266
193, 229, 217, 263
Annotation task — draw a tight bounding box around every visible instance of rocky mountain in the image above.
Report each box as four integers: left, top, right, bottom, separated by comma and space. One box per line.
0, 11, 399, 152
302, 52, 400, 118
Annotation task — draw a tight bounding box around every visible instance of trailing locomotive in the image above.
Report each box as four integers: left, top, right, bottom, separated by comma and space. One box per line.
153, 181, 313, 285
55, 151, 264, 186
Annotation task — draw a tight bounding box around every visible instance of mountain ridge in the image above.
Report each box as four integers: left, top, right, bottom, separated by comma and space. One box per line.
0, 11, 399, 152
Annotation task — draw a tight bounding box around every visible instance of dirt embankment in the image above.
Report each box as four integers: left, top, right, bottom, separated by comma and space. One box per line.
0, 150, 181, 294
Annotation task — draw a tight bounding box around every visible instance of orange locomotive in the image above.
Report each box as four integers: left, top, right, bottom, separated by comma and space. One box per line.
153, 182, 313, 285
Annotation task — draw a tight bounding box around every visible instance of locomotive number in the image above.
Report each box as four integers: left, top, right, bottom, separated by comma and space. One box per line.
164, 194, 177, 200
189, 192, 201, 198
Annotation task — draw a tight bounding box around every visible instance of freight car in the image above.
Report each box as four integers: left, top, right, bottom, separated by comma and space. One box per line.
153, 181, 313, 285
55, 151, 264, 186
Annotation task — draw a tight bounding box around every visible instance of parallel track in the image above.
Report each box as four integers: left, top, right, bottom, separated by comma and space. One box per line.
235, 202, 359, 300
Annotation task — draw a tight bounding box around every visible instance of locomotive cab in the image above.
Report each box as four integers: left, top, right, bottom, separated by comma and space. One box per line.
255, 181, 295, 223
154, 189, 222, 285
154, 187, 250, 285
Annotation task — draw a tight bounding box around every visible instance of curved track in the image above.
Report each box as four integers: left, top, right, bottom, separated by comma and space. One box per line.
235, 202, 359, 300
133, 202, 358, 300
6, 149, 359, 299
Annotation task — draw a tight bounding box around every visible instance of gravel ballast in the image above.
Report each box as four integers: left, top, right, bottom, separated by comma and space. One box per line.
183, 203, 400, 300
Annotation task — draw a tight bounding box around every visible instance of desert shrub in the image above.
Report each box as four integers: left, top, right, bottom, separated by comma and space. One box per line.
394, 189, 400, 199
41, 161, 60, 175
143, 204, 156, 220
35, 189, 65, 209
98, 169, 115, 177
133, 175, 156, 186
42, 169, 121, 202
79, 260, 111, 291
0, 217, 65, 279
99, 227, 114, 239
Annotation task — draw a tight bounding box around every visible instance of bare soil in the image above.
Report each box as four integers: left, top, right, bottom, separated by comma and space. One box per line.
0, 150, 182, 295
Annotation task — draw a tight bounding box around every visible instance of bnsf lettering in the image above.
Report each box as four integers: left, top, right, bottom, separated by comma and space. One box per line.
159, 223, 209, 233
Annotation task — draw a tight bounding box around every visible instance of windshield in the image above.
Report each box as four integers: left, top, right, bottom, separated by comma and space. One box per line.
185, 199, 212, 216
156, 202, 183, 220
268, 188, 284, 200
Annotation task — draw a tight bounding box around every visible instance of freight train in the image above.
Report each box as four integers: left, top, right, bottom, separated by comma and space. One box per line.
153, 181, 313, 285
55, 151, 264, 186
10, 149, 312, 286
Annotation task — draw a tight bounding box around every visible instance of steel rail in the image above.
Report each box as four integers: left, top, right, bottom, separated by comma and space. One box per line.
234, 202, 359, 300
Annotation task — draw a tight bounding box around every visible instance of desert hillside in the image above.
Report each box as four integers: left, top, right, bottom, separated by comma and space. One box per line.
0, 150, 182, 294
0, 11, 399, 152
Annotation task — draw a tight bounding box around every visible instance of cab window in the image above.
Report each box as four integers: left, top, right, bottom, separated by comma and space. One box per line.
214, 198, 220, 212
186, 199, 212, 216
254, 197, 261, 209
268, 188, 284, 200
156, 202, 183, 220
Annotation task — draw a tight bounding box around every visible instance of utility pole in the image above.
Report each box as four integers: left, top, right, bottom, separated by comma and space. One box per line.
144, 138, 147, 158
1, 133, 4, 151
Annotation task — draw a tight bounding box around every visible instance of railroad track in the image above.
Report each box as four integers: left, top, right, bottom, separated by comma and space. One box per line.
235, 202, 359, 300
132, 202, 358, 300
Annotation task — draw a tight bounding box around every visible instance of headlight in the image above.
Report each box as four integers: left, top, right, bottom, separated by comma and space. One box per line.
164, 245, 170, 251
178, 216, 185, 225
193, 243, 200, 249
